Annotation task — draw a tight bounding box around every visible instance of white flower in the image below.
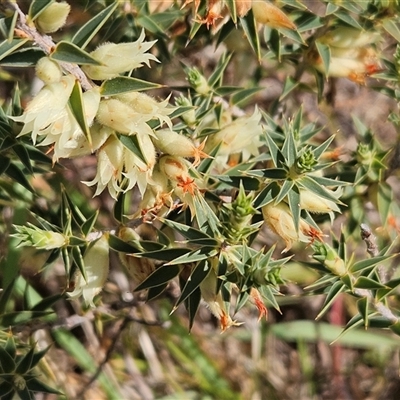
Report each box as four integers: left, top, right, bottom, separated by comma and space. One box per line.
116, 92, 174, 129
204, 108, 263, 169
262, 202, 314, 253
83, 135, 125, 199
40, 87, 101, 161
96, 98, 154, 136
82, 30, 158, 80
153, 128, 209, 166
11, 74, 75, 144
68, 234, 110, 307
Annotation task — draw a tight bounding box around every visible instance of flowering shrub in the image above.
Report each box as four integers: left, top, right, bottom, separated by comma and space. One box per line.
2, 0, 400, 397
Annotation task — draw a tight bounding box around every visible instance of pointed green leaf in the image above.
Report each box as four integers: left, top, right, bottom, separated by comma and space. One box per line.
299, 175, 341, 203
69, 80, 91, 145
0, 12, 18, 42
176, 260, 211, 307
15, 347, 35, 375
166, 247, 218, 266
390, 321, 400, 336
354, 277, 387, 290
208, 53, 232, 88
275, 179, 294, 204
240, 10, 261, 61
81, 210, 99, 237
5, 162, 34, 192
138, 247, 192, 262
333, 10, 362, 29
187, 287, 201, 331
357, 297, 369, 328
350, 255, 393, 273
134, 265, 181, 291
287, 185, 300, 232
0, 344, 15, 373
0, 311, 53, 329
31, 293, 63, 312
316, 281, 345, 320
160, 218, 212, 240
50, 41, 101, 65
108, 234, 141, 254
254, 181, 280, 209
72, 246, 86, 282
119, 134, 147, 165
25, 378, 63, 395
230, 87, 262, 106
71, 2, 118, 49
147, 284, 168, 301
28, 0, 54, 20
315, 41, 330, 76
100, 76, 162, 96
279, 76, 299, 101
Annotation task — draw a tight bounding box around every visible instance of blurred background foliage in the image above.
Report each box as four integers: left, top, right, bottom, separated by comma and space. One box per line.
2, 0, 400, 399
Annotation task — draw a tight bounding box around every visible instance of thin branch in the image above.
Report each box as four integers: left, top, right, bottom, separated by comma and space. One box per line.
7, 1, 94, 91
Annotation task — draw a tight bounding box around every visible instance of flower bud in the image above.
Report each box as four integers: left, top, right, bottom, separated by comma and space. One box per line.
96, 98, 154, 136
36, 2, 71, 33
236, 0, 252, 17
82, 30, 158, 80
319, 27, 380, 49
116, 91, 174, 129
200, 263, 241, 331
158, 155, 197, 195
262, 202, 311, 253
204, 108, 263, 156
83, 135, 124, 199
175, 95, 196, 127
153, 129, 209, 166
252, 0, 296, 30
299, 189, 341, 215
35, 57, 62, 84
68, 234, 110, 307
13, 223, 67, 250
313, 242, 347, 276
187, 68, 211, 95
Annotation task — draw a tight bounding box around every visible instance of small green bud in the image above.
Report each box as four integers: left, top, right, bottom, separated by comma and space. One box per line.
313, 242, 347, 276
187, 68, 211, 95
13, 223, 67, 250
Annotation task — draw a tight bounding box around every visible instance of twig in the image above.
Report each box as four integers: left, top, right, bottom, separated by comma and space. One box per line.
7, 1, 94, 91
360, 223, 387, 283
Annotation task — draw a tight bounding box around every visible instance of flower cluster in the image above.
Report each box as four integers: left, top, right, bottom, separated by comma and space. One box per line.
310, 27, 381, 83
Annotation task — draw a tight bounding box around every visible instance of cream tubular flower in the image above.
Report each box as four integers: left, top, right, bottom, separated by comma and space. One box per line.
96, 98, 154, 136
252, 0, 296, 30
153, 128, 209, 166
200, 265, 240, 332
83, 135, 124, 199
262, 202, 312, 253
68, 234, 110, 307
82, 30, 158, 80
11, 74, 76, 144
299, 189, 341, 216
124, 131, 156, 195
42, 86, 101, 161
116, 92, 174, 129
319, 27, 380, 49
